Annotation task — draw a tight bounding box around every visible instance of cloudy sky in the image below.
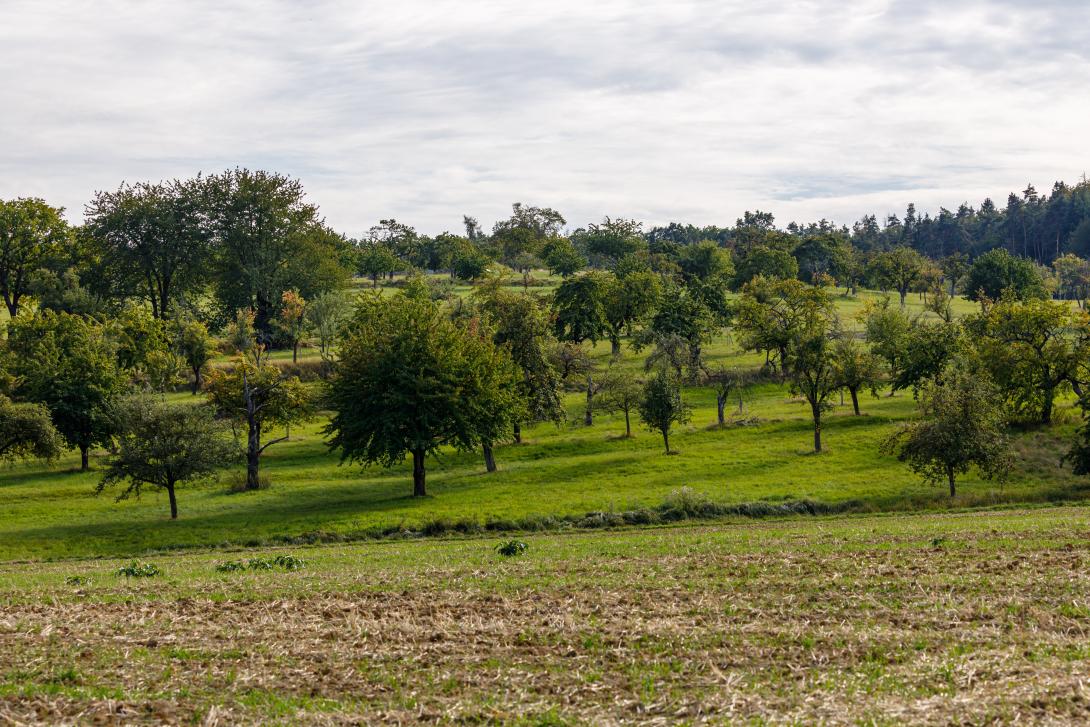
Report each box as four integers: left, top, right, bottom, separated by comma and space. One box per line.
2, 0, 1088, 236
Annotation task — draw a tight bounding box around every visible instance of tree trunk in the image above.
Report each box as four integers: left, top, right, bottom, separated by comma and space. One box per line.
483, 443, 496, 473
513, 422, 522, 444
811, 403, 822, 453
412, 448, 426, 497
80, 445, 89, 471
624, 408, 631, 437
292, 342, 298, 363
167, 483, 178, 519
610, 336, 621, 358
246, 420, 261, 490
191, 366, 202, 395
717, 394, 726, 425
1042, 386, 1054, 424
584, 375, 594, 426
662, 428, 670, 454
947, 466, 956, 497
899, 289, 907, 308
850, 388, 860, 416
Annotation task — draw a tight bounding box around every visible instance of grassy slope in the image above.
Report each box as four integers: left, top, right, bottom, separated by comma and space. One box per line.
2, 507, 1089, 723
0, 284, 1086, 562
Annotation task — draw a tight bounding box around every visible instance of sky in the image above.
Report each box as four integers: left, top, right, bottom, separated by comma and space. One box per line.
2, 0, 1088, 237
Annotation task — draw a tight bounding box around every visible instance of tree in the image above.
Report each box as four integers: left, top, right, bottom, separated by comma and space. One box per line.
603, 270, 661, 357
940, 252, 969, 296
964, 248, 1046, 302
357, 242, 401, 287
858, 296, 911, 393
6, 311, 128, 470
275, 289, 309, 363
597, 366, 642, 437
492, 203, 566, 267
873, 247, 926, 308
540, 237, 586, 277
324, 292, 523, 496
677, 240, 733, 284
704, 365, 749, 425
733, 245, 798, 288
306, 290, 351, 361
0, 197, 69, 318
84, 179, 213, 318
167, 316, 212, 396
476, 290, 565, 442
205, 353, 313, 490
1053, 253, 1090, 308
967, 295, 1088, 424
792, 232, 848, 285
831, 336, 883, 415
450, 246, 492, 281
205, 169, 350, 334
637, 367, 691, 454
552, 271, 611, 345
882, 364, 1012, 497
636, 284, 720, 380
893, 319, 964, 393
577, 217, 646, 264
97, 396, 238, 519
784, 313, 839, 453
0, 396, 62, 463
734, 277, 832, 378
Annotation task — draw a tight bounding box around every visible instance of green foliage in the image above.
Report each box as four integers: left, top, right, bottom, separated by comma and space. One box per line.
882, 363, 1012, 496
677, 240, 734, 284
215, 560, 247, 573
0, 196, 69, 317
892, 320, 964, 393
0, 395, 63, 462
596, 365, 643, 436
1064, 395, 1090, 476
173, 315, 215, 393
733, 245, 798, 287
116, 561, 161, 578
275, 289, 309, 362
98, 395, 239, 519
492, 203, 566, 265
495, 539, 528, 557
966, 295, 1088, 423
552, 271, 612, 344
603, 270, 661, 355
324, 291, 524, 496
871, 247, 927, 306
637, 367, 691, 454
964, 248, 1046, 302
576, 217, 645, 263
858, 296, 910, 386
792, 232, 848, 284
784, 311, 839, 452
830, 336, 883, 415
305, 290, 351, 361
734, 276, 832, 377
6, 310, 128, 469
635, 284, 719, 379
540, 237, 585, 277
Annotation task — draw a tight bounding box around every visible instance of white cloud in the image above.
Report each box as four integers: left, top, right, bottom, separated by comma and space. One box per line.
1, 0, 1087, 235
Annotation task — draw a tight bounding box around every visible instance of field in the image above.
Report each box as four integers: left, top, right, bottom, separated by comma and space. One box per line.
3, 506, 1090, 724
1, 283, 1088, 562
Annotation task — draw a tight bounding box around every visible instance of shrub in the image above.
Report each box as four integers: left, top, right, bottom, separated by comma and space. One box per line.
64, 575, 91, 587
273, 554, 306, 571
215, 560, 247, 573
116, 561, 161, 578
496, 540, 529, 557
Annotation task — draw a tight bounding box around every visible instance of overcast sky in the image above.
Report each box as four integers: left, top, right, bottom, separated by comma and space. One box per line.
2, 0, 1088, 236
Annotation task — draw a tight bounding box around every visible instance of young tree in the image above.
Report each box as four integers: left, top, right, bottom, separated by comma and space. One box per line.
0, 396, 62, 463
275, 289, 309, 363
6, 311, 128, 470
1052, 253, 1090, 308
882, 365, 1012, 497
704, 365, 750, 425
858, 296, 911, 393
831, 336, 883, 415
205, 354, 312, 490
0, 197, 69, 318
873, 247, 926, 308
637, 367, 691, 454
174, 316, 215, 394
597, 366, 642, 437
785, 314, 839, 453
306, 290, 351, 361
324, 292, 523, 496
940, 252, 969, 296
98, 397, 239, 519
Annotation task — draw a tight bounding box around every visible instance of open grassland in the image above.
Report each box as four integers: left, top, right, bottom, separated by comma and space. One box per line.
2, 286, 1087, 562
2, 506, 1090, 724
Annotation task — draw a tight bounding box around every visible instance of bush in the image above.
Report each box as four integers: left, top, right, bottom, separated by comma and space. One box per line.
64, 575, 91, 587
215, 560, 247, 573
116, 561, 161, 578
496, 540, 529, 557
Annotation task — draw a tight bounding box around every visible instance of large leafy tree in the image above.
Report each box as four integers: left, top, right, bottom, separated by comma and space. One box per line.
733, 245, 798, 288
205, 169, 350, 334
492, 203, 566, 268
963, 248, 1046, 302
324, 292, 523, 496
734, 276, 832, 378
6, 311, 128, 470
967, 296, 1088, 424
872, 247, 926, 308
603, 270, 661, 357
577, 217, 646, 264
858, 296, 911, 392
84, 178, 213, 318
636, 284, 719, 380
0, 197, 69, 317
98, 396, 238, 519
205, 352, 313, 490
883, 364, 1012, 497
552, 271, 611, 345
476, 290, 565, 443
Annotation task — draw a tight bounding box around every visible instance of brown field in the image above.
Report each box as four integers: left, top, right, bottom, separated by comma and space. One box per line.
3, 507, 1090, 724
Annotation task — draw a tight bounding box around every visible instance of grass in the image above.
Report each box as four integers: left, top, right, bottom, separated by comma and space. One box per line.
2, 506, 1089, 723
1, 283, 1086, 562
